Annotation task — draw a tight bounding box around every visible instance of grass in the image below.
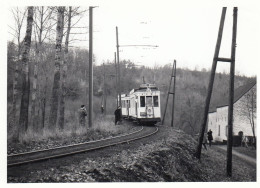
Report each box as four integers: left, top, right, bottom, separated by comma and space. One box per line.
7, 95, 120, 143
7, 115, 136, 154
7, 94, 135, 154
232, 146, 256, 158
201, 146, 256, 181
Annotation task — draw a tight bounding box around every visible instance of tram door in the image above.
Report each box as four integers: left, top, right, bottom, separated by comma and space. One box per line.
146, 96, 154, 117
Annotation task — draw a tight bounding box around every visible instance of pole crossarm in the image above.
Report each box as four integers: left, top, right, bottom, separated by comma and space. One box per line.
215, 57, 232, 62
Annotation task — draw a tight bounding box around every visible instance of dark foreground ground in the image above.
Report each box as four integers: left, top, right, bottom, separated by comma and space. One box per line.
8, 124, 256, 182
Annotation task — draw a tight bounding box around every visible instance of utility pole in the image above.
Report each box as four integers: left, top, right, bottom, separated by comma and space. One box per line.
103, 63, 107, 115
171, 60, 177, 127
114, 52, 118, 107
162, 60, 177, 127
88, 6, 93, 128
227, 7, 237, 177
116, 26, 122, 114
195, 7, 227, 159
195, 8, 238, 178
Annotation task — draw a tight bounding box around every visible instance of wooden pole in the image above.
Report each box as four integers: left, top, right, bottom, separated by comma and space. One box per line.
171, 60, 177, 127
103, 63, 107, 115
227, 7, 237, 177
195, 7, 227, 159
114, 52, 118, 107
162, 61, 175, 125
88, 6, 93, 128
116, 26, 122, 118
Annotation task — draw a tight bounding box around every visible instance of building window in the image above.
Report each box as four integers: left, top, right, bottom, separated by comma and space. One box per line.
218, 125, 220, 136
226, 126, 228, 136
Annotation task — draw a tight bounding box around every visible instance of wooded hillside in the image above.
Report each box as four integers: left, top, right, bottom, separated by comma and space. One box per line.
7, 39, 255, 140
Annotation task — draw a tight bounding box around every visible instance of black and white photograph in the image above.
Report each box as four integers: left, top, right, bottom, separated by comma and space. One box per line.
1, 0, 258, 184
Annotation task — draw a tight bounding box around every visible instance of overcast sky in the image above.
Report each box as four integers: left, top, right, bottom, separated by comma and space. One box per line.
4, 0, 260, 77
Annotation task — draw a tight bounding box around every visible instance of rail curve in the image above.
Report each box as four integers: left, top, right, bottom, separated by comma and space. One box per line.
8, 126, 158, 166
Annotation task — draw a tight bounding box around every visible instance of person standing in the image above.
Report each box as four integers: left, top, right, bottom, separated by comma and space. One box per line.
207, 129, 213, 147
242, 135, 249, 148
79, 105, 87, 127
101, 105, 104, 114
114, 106, 121, 125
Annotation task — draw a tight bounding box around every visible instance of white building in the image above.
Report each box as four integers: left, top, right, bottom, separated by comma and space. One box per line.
207, 81, 256, 142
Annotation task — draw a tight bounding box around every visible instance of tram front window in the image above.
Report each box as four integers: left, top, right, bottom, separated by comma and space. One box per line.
140, 96, 145, 107
146, 96, 152, 107
153, 96, 159, 107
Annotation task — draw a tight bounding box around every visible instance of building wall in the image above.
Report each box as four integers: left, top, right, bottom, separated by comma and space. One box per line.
233, 85, 256, 137
207, 85, 256, 142
208, 112, 218, 141
215, 106, 228, 141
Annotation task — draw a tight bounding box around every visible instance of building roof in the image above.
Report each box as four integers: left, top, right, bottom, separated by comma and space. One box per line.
209, 80, 256, 113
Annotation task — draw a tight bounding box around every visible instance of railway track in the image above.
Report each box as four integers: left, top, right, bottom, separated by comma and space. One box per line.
8, 126, 158, 167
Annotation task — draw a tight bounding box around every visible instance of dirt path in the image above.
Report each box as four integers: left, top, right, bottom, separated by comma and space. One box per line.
215, 145, 256, 164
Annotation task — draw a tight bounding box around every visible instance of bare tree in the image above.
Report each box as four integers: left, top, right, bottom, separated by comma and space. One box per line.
59, 6, 72, 129
180, 95, 203, 136
19, 6, 34, 133
49, 7, 65, 128
9, 7, 27, 123
57, 7, 88, 129
240, 86, 256, 147
31, 6, 55, 129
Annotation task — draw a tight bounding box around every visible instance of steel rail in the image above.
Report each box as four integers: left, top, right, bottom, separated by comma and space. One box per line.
8, 126, 158, 166
8, 126, 143, 157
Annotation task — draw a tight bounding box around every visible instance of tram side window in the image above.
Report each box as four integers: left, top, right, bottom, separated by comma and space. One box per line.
153, 96, 159, 107
140, 96, 145, 107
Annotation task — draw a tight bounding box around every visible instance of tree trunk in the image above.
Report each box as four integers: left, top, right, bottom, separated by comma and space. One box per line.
19, 6, 34, 133
31, 49, 40, 129
49, 7, 65, 128
41, 77, 48, 128
59, 6, 72, 129
12, 56, 19, 122
12, 41, 22, 127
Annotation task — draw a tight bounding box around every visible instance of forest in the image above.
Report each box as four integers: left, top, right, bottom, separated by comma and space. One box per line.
7, 6, 255, 144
